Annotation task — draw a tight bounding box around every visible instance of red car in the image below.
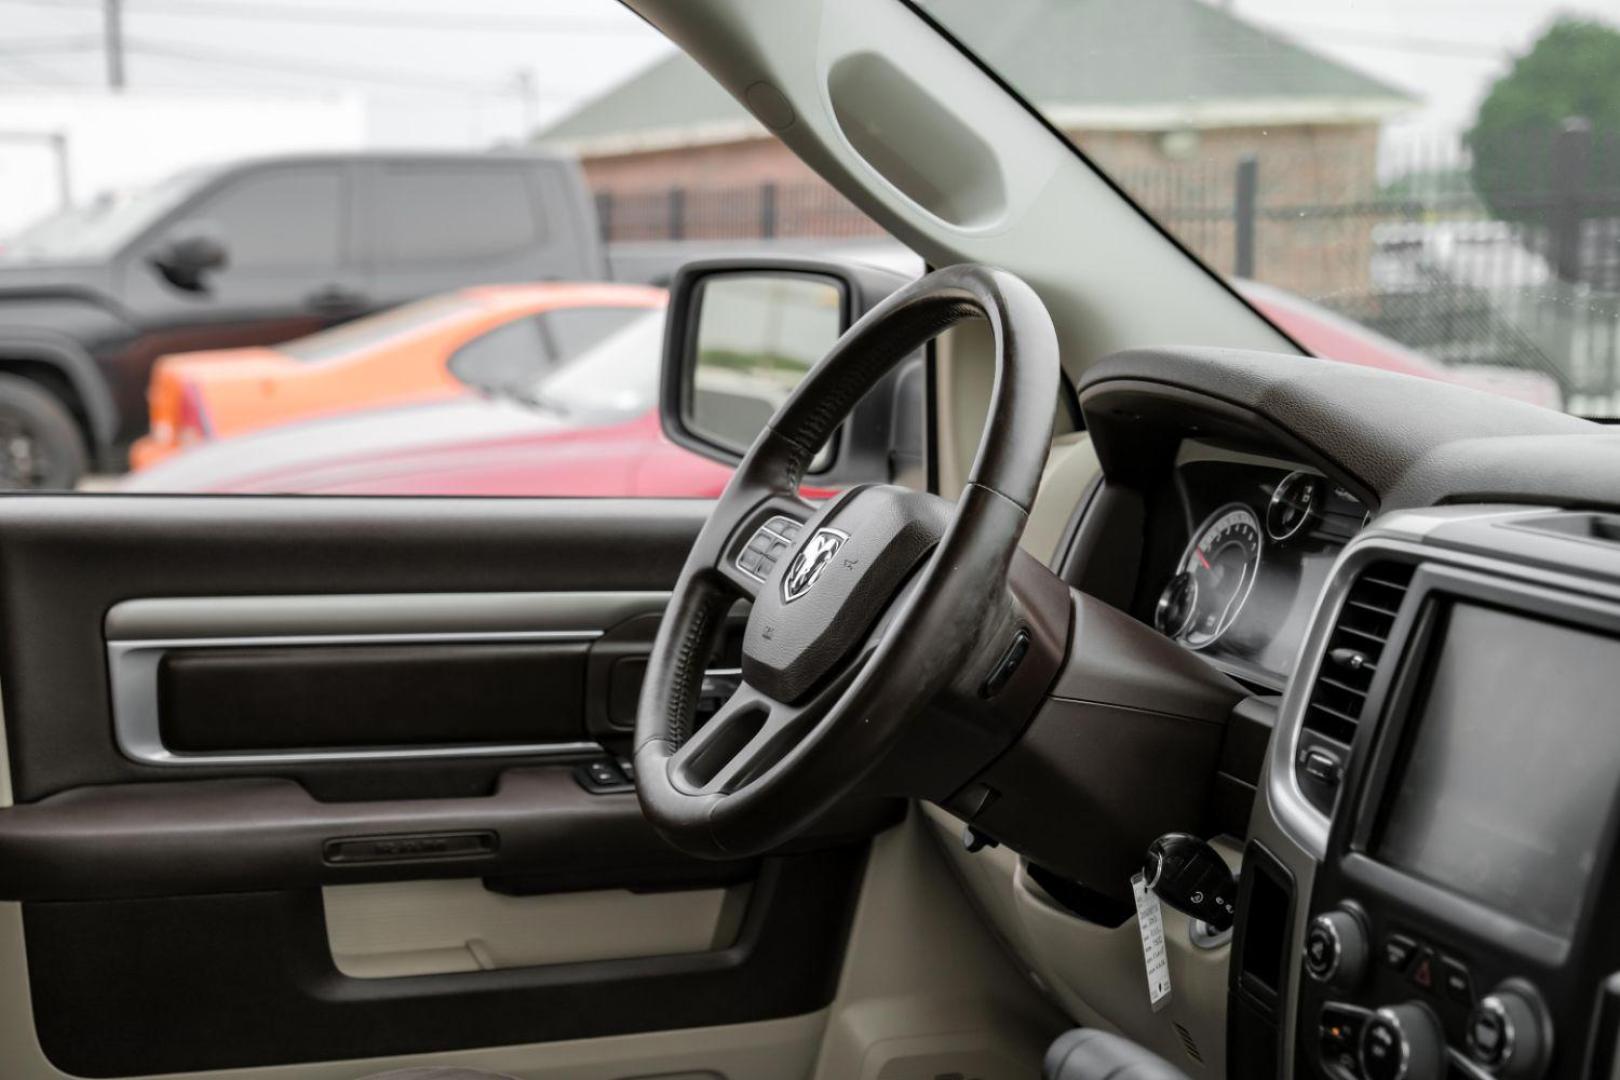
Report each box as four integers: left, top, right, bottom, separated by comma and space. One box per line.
1237, 280, 1562, 409
122, 279, 1560, 496
122, 304, 736, 497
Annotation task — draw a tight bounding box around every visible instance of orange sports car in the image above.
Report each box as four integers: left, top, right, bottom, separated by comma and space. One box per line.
129, 282, 667, 469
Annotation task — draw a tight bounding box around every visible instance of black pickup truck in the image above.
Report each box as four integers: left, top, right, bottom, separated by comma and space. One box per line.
0, 151, 606, 487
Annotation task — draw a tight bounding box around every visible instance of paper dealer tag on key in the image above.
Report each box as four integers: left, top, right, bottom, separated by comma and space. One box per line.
1132, 871, 1172, 1012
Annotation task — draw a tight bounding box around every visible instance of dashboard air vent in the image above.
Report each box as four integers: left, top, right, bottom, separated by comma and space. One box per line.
1304, 561, 1414, 743
1296, 561, 1414, 812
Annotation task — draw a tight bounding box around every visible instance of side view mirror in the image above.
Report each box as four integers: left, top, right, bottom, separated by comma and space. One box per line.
150, 224, 228, 292
660, 256, 922, 486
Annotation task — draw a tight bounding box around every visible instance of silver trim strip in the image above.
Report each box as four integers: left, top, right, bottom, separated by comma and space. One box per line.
1268, 525, 1449, 856
1266, 505, 1596, 857
105, 591, 670, 640
102, 591, 679, 768
106, 630, 608, 767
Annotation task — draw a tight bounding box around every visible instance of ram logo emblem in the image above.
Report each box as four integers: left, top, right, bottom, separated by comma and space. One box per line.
782, 528, 849, 602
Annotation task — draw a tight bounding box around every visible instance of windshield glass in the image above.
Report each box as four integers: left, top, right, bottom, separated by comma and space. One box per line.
915, 0, 1620, 418
0, 169, 206, 263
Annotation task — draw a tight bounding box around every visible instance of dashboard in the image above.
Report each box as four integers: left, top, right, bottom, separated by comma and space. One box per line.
1257, 508, 1620, 1080
1153, 452, 1366, 688
945, 343, 1620, 1080
1049, 343, 1620, 1080
1134, 458, 1620, 1080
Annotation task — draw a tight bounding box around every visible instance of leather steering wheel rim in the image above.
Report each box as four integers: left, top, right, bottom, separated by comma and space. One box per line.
634, 264, 1060, 858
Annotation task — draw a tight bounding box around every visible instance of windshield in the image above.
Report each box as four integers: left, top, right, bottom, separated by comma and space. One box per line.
914, 0, 1620, 418
0, 169, 206, 263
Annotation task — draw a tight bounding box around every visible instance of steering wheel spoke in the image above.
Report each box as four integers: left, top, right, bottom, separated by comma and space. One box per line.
668, 679, 797, 793
670, 646, 869, 797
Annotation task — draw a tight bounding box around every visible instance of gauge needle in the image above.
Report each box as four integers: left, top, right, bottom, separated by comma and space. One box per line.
1195, 549, 1212, 571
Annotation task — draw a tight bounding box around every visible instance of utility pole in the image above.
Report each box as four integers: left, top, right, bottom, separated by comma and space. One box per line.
50, 132, 71, 209
513, 68, 538, 140
103, 0, 125, 91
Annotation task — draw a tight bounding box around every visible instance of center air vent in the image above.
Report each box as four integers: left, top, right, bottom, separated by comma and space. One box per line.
1295, 560, 1415, 813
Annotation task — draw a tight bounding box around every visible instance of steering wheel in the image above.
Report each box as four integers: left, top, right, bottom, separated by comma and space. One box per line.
634, 264, 1060, 858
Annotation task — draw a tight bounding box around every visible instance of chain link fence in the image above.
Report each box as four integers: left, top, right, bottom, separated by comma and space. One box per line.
595, 124, 1620, 412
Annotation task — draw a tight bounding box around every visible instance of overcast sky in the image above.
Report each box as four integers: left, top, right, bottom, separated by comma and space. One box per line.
0, 0, 1616, 148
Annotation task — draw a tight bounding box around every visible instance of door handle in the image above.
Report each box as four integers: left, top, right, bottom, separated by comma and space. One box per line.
306, 284, 367, 314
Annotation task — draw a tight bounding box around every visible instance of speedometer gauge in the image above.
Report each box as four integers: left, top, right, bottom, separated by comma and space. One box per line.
1166, 503, 1263, 649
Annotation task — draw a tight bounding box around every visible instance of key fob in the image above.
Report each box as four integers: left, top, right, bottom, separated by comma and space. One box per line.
1144, 832, 1236, 932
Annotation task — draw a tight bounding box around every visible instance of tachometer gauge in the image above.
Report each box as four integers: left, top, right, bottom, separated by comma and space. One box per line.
1266, 470, 1322, 542
1174, 503, 1263, 649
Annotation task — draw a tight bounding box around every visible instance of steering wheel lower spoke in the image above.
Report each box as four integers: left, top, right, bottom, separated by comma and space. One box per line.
668, 681, 794, 795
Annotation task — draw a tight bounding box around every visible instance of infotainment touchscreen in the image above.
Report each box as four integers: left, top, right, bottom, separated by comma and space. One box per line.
1375, 602, 1620, 938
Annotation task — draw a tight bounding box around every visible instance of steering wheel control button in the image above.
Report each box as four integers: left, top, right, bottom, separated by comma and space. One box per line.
1361, 1003, 1444, 1080
1468, 986, 1549, 1079
1383, 933, 1418, 973
735, 516, 802, 582
980, 630, 1031, 697
1306, 909, 1368, 989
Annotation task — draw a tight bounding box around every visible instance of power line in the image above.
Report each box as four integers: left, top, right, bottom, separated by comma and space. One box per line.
0, 53, 83, 87
0, 31, 580, 101
122, 35, 539, 97
0, 0, 645, 36
1264, 23, 1510, 59
0, 35, 107, 53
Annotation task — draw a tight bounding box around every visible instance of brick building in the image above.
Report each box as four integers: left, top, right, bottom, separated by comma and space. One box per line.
537, 0, 1414, 294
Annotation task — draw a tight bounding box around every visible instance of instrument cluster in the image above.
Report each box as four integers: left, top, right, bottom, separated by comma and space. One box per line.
1155, 460, 1366, 687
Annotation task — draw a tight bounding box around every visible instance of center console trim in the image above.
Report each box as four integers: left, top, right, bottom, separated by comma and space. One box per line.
1266, 510, 1620, 861
1270, 506, 1620, 1080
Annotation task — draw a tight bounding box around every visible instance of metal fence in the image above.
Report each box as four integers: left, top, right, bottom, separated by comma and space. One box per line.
595, 123, 1620, 411
597, 183, 884, 245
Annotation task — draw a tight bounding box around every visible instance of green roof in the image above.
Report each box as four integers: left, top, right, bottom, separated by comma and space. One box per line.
540, 0, 1413, 149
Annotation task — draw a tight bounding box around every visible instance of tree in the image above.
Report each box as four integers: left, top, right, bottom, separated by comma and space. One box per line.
1467, 18, 1620, 223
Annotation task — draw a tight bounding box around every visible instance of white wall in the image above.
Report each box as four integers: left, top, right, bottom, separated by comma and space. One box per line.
0, 91, 367, 238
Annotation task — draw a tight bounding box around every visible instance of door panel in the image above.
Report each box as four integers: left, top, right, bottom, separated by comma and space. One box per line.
105, 590, 671, 764
0, 496, 702, 800
0, 495, 893, 1077
321, 877, 747, 977
24, 848, 862, 1077
150, 640, 591, 755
